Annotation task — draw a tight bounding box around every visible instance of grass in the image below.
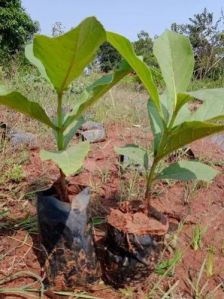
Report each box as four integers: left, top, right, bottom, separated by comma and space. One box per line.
0, 270, 101, 299
191, 225, 204, 251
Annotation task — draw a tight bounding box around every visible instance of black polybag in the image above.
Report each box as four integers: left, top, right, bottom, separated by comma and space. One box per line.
37, 187, 100, 288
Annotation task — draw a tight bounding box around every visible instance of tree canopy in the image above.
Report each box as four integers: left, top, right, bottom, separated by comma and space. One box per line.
171, 8, 224, 80
0, 0, 39, 61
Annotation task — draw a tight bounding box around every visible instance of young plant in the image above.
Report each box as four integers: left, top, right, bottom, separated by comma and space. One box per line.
191, 225, 203, 251
0, 17, 132, 202
108, 30, 224, 209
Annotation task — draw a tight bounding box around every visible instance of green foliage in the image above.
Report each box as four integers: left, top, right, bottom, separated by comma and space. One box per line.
171, 8, 224, 80
40, 142, 90, 176
115, 145, 149, 170
32, 17, 106, 94
63, 60, 132, 129
133, 31, 156, 67
0, 17, 132, 178
112, 30, 224, 204
107, 31, 160, 111
155, 249, 182, 276
0, 86, 56, 129
0, 0, 39, 62
191, 225, 203, 251
153, 30, 194, 104
0, 163, 24, 184
97, 42, 121, 72
157, 160, 219, 181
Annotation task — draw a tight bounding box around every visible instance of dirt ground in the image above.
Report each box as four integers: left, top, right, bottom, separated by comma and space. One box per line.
0, 122, 223, 299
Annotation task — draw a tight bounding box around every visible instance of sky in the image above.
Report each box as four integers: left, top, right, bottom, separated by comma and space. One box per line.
22, 0, 224, 41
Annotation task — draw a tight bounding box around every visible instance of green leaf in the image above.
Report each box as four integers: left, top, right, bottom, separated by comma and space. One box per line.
25, 44, 50, 82
107, 31, 160, 111
175, 93, 192, 116
33, 17, 106, 93
187, 89, 224, 121
157, 160, 219, 182
173, 103, 191, 126
63, 60, 132, 129
174, 89, 224, 126
171, 93, 193, 126
147, 99, 164, 153
160, 92, 172, 123
157, 121, 224, 159
115, 144, 149, 170
0, 87, 56, 129
40, 142, 90, 176
153, 30, 194, 106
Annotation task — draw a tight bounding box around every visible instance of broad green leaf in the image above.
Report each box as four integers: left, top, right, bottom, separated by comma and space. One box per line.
147, 99, 164, 154
153, 30, 194, 105
115, 144, 149, 170
171, 93, 193, 127
40, 142, 90, 176
107, 31, 160, 111
157, 160, 219, 182
173, 104, 191, 126
174, 89, 224, 126
187, 89, 224, 121
0, 87, 56, 129
157, 121, 224, 159
175, 93, 192, 116
33, 17, 106, 93
63, 60, 132, 129
25, 44, 50, 82
160, 92, 172, 123
63, 117, 85, 148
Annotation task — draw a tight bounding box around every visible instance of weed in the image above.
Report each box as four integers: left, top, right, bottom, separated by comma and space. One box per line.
119, 169, 144, 201
6, 164, 24, 182
187, 258, 207, 299
119, 287, 135, 298
155, 249, 182, 276
191, 225, 204, 251
96, 167, 111, 184
205, 246, 216, 277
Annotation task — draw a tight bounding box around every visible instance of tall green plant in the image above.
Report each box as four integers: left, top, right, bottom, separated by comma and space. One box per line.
0, 17, 132, 202
108, 30, 224, 209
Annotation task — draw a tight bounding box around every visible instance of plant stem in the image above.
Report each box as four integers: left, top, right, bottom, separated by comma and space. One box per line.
57, 92, 64, 151
145, 158, 158, 210
55, 92, 69, 202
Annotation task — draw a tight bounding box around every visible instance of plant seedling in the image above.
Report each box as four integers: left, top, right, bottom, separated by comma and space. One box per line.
108, 30, 224, 209
191, 225, 204, 251
155, 249, 182, 276
0, 17, 132, 202
205, 246, 216, 277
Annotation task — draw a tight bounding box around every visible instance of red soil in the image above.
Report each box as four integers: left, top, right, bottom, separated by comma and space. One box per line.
0, 122, 223, 298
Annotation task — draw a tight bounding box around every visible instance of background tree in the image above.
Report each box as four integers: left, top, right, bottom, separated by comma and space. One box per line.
0, 0, 39, 62
133, 30, 157, 67
133, 31, 162, 85
52, 21, 65, 37
97, 42, 121, 72
171, 8, 224, 80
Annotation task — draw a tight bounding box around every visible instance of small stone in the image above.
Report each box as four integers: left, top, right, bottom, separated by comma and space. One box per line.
77, 121, 106, 143
10, 132, 38, 149
81, 121, 104, 131
80, 128, 106, 143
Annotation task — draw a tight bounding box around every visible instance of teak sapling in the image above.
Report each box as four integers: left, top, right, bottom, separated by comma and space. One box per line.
0, 17, 132, 202
108, 30, 224, 211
